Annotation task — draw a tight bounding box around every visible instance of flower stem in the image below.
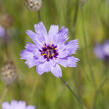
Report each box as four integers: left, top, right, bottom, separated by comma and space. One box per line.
38, 11, 41, 21
81, 7, 96, 87
31, 77, 38, 103
71, 0, 79, 37
0, 87, 8, 107
92, 67, 109, 109
61, 78, 88, 109
4, 29, 10, 60
92, 77, 107, 109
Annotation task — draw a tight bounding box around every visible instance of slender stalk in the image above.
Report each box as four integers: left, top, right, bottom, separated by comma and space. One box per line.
0, 87, 8, 107
61, 78, 88, 109
38, 11, 41, 21
81, 7, 96, 87
4, 29, 10, 60
32, 10, 41, 26
66, 0, 72, 27
92, 76, 107, 109
71, 0, 79, 37
66, 0, 79, 37
31, 77, 38, 103
92, 67, 108, 109
0, 0, 4, 12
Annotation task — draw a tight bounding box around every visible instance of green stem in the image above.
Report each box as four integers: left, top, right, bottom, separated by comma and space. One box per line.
38, 11, 41, 21
61, 78, 88, 109
31, 78, 38, 103
92, 67, 109, 109
4, 29, 10, 61
71, 0, 79, 37
0, 87, 8, 107
81, 7, 96, 87
92, 76, 107, 109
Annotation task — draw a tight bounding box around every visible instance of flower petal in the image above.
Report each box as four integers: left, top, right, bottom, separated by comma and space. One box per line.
48, 25, 59, 42
34, 22, 48, 43
26, 30, 36, 42
34, 22, 47, 35
20, 49, 45, 68
2, 100, 35, 109
2, 102, 10, 109
27, 105, 35, 109
36, 62, 51, 75
26, 30, 43, 48
58, 39, 79, 58
20, 50, 34, 60
0, 25, 5, 38
57, 26, 69, 43
58, 56, 79, 67
94, 44, 104, 59
25, 42, 40, 56
103, 40, 109, 55
51, 64, 62, 78
20, 50, 36, 68
65, 39, 79, 54
15, 101, 26, 109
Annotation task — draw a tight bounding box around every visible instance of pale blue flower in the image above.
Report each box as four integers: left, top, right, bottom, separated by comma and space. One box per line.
94, 40, 109, 60
2, 100, 35, 109
20, 22, 79, 78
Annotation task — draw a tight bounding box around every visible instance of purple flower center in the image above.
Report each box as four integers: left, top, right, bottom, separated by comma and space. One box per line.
39, 43, 59, 61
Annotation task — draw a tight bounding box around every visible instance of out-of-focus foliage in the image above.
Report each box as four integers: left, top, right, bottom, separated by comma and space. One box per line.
0, 0, 109, 109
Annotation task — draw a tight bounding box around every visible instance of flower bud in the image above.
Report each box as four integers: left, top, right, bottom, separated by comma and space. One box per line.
80, 0, 87, 7
0, 13, 13, 29
1, 61, 17, 86
25, 0, 42, 12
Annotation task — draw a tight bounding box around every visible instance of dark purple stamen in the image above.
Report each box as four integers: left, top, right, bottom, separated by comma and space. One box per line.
39, 43, 59, 61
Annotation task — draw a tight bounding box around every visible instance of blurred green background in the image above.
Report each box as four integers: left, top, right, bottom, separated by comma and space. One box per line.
0, 0, 109, 109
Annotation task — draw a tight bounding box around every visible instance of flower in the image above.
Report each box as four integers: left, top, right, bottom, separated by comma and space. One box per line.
25, 0, 42, 12
0, 13, 13, 28
1, 61, 17, 86
80, 0, 87, 7
20, 22, 79, 78
0, 25, 5, 38
94, 40, 109, 61
2, 100, 35, 109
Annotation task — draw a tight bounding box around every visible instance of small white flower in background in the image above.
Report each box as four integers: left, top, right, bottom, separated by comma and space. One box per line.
25, 0, 42, 11
2, 100, 35, 109
1, 61, 17, 86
